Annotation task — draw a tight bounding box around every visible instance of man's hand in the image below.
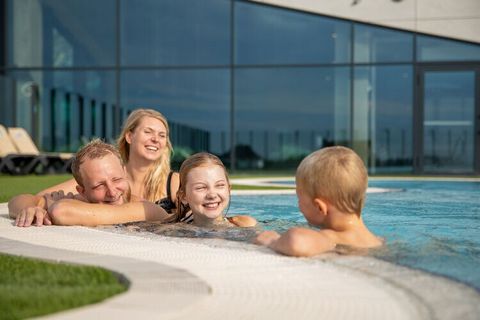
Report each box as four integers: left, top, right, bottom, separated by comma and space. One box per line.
254, 230, 281, 247
15, 206, 52, 227
44, 191, 74, 211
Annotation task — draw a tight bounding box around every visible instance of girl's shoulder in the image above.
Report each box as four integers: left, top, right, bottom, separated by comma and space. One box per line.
227, 215, 257, 227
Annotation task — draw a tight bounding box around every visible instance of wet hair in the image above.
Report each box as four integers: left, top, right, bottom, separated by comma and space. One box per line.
71, 139, 123, 188
296, 146, 368, 215
174, 152, 230, 222
117, 108, 173, 201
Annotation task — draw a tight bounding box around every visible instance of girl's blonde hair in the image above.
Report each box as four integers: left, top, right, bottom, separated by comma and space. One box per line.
175, 152, 230, 222
117, 108, 173, 201
296, 146, 368, 215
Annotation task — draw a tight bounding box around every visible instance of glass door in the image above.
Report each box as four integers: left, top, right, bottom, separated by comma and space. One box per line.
416, 68, 478, 174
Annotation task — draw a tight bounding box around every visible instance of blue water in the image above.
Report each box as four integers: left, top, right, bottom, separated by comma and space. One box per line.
229, 180, 480, 290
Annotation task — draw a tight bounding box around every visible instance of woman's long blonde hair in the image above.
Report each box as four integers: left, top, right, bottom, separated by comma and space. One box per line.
117, 108, 173, 201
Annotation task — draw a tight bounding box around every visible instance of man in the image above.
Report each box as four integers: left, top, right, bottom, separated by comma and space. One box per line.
9, 139, 170, 227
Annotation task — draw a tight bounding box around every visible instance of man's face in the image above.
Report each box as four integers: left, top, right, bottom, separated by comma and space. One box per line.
76, 153, 129, 205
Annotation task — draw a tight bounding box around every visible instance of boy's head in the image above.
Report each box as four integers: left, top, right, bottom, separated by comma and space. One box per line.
296, 146, 367, 217
71, 139, 129, 205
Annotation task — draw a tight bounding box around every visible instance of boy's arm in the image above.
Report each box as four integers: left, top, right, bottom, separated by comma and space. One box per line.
8, 194, 52, 227
227, 215, 257, 227
255, 227, 336, 257
48, 199, 171, 226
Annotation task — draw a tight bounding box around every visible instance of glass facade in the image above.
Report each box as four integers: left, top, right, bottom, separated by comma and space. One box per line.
1, 0, 479, 174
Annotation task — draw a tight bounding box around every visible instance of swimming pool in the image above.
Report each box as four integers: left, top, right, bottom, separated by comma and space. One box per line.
229, 180, 480, 291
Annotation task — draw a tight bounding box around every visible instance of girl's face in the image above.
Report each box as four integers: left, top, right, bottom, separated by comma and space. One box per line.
126, 116, 168, 162
183, 164, 230, 221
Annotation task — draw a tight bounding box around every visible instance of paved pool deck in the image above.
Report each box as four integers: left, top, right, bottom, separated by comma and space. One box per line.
2, 177, 480, 319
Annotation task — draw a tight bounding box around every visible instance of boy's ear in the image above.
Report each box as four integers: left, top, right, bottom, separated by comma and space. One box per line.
313, 198, 328, 216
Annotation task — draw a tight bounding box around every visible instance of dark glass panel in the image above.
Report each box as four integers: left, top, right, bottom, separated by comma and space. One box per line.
417, 35, 480, 62
235, 67, 350, 170
353, 66, 413, 173
354, 24, 413, 63
423, 71, 475, 173
4, 70, 116, 152
120, 69, 230, 167
7, 0, 116, 67
121, 0, 230, 66
235, 2, 351, 65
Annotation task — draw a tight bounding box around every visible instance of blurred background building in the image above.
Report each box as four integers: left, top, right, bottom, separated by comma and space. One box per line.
0, 0, 479, 174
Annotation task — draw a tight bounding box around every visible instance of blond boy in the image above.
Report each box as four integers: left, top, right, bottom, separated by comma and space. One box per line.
255, 146, 382, 257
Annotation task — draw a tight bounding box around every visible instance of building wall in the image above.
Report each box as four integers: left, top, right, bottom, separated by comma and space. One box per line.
251, 0, 480, 44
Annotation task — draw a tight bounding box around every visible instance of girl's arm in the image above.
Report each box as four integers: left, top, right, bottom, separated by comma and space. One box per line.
227, 215, 257, 227
48, 199, 170, 226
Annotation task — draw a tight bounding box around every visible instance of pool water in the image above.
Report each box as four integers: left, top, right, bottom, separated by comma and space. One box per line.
229, 180, 480, 291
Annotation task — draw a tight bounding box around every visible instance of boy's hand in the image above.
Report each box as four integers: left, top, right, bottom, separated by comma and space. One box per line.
254, 230, 281, 247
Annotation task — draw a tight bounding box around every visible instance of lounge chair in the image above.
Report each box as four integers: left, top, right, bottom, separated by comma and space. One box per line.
0, 124, 43, 174
8, 127, 74, 174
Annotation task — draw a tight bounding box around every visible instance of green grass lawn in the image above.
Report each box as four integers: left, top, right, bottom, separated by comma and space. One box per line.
0, 253, 127, 320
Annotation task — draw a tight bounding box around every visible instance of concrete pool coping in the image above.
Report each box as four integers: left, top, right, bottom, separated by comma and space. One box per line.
2, 200, 480, 319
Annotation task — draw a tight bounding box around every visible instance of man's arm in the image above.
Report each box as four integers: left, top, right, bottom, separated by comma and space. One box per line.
8, 194, 51, 227
255, 227, 336, 257
48, 199, 171, 226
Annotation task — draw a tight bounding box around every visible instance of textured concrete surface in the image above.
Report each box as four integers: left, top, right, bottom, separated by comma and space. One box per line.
2, 201, 479, 319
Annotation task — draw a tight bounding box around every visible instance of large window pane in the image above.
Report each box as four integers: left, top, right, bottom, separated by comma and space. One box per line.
7, 0, 116, 67
121, 0, 230, 66
121, 69, 230, 167
353, 66, 413, 173
423, 71, 475, 173
235, 2, 351, 65
3, 70, 116, 152
354, 24, 413, 63
417, 36, 480, 62
235, 67, 350, 170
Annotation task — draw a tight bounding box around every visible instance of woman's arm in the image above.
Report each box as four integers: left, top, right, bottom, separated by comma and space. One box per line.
48, 199, 171, 226
36, 178, 78, 196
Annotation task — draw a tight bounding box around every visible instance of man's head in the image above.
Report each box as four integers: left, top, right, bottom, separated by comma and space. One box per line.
71, 139, 129, 205
295, 146, 368, 219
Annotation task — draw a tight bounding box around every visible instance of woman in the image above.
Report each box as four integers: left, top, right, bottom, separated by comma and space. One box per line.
39, 109, 179, 211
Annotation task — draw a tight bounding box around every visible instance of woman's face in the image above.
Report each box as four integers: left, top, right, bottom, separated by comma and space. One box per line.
183, 164, 230, 221
126, 116, 168, 162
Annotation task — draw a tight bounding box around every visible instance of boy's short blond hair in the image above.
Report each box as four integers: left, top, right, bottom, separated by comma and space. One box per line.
296, 146, 367, 215
71, 139, 124, 187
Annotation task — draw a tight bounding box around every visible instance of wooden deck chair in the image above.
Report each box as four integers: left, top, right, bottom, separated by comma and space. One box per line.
0, 124, 44, 174
8, 127, 74, 174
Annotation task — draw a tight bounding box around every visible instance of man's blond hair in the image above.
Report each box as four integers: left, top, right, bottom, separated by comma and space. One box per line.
296, 146, 367, 215
71, 139, 124, 187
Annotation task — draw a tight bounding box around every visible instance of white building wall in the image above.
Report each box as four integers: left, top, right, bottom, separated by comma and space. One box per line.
251, 0, 480, 44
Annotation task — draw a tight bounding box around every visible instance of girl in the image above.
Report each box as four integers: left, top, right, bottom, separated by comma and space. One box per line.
38, 109, 179, 212
174, 152, 256, 228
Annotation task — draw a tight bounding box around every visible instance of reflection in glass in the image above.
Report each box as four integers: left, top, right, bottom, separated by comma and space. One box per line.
120, 69, 230, 166
7, 0, 116, 67
417, 36, 480, 62
5, 71, 116, 152
354, 66, 413, 173
354, 24, 413, 63
423, 71, 475, 173
235, 2, 351, 65
121, 0, 230, 66
235, 67, 350, 169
